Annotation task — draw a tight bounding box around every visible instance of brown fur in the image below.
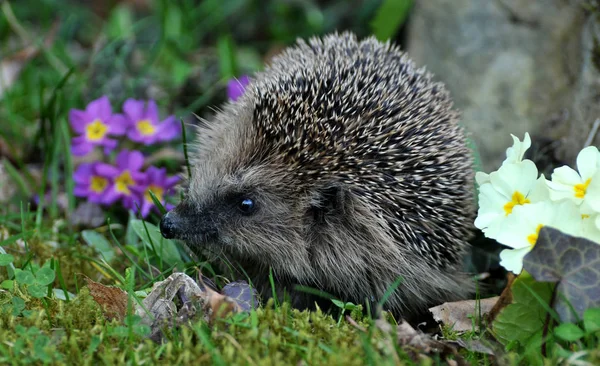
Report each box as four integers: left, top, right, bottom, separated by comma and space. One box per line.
161, 32, 475, 318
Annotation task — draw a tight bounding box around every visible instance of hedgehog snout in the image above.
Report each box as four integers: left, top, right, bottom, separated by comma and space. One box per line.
160, 211, 180, 239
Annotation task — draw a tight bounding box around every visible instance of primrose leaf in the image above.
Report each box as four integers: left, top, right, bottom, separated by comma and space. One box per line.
130, 220, 182, 267
81, 230, 115, 262
492, 272, 554, 346
523, 227, 600, 323
583, 307, 600, 333
554, 323, 585, 342
221, 281, 259, 312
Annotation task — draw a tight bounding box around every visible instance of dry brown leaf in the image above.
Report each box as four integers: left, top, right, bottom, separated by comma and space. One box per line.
202, 285, 240, 324
85, 277, 128, 321
429, 297, 498, 332
376, 318, 468, 366
135, 273, 244, 342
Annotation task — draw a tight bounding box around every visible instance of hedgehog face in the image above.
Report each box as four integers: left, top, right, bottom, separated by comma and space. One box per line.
159, 116, 318, 278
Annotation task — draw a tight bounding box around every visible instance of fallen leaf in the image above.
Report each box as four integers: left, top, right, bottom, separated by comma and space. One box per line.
523, 226, 600, 323
85, 277, 128, 321
376, 318, 467, 366
429, 297, 498, 332
136, 273, 254, 342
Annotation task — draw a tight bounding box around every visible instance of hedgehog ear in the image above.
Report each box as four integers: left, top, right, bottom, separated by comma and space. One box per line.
310, 184, 347, 224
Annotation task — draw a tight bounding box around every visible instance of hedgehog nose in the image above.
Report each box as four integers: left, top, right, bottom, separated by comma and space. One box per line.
160, 211, 179, 239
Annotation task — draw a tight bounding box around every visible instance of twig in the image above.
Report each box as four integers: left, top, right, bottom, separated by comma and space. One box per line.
584, 118, 600, 148
345, 314, 367, 332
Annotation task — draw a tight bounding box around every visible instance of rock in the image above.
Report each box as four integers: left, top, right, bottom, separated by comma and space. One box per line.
406, 0, 591, 171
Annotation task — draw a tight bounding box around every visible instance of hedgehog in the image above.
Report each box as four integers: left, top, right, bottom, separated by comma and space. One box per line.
160, 32, 475, 318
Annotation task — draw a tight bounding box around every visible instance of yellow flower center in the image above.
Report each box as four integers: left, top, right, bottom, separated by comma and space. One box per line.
85, 119, 108, 141
527, 224, 544, 247
503, 191, 531, 216
90, 176, 108, 193
136, 119, 156, 136
115, 170, 135, 195
574, 178, 592, 199
582, 214, 591, 219
144, 184, 164, 203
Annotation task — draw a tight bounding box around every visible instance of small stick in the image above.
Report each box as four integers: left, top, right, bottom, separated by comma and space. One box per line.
584, 118, 600, 148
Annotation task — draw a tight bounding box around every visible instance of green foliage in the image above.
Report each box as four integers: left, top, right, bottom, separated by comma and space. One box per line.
370, 0, 413, 41
130, 219, 183, 269
492, 272, 554, 347
81, 230, 115, 262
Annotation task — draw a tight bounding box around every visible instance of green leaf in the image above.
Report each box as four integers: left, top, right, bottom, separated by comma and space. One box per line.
217, 34, 237, 80
15, 269, 35, 286
492, 272, 554, 346
1, 280, 14, 290
583, 308, 600, 333
12, 296, 25, 316
34, 267, 55, 286
82, 230, 115, 262
554, 323, 585, 342
370, 0, 413, 41
130, 219, 182, 267
27, 284, 47, 298
0, 253, 14, 266
106, 4, 134, 40
523, 227, 600, 323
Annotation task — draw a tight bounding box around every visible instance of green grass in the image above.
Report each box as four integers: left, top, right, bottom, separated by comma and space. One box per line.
1, 0, 598, 365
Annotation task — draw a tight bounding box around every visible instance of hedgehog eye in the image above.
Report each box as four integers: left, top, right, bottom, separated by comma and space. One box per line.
238, 198, 256, 215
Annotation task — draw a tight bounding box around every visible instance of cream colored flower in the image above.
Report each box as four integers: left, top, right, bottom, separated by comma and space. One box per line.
496, 201, 582, 273
503, 132, 531, 165
580, 214, 600, 244
475, 160, 547, 238
546, 146, 600, 208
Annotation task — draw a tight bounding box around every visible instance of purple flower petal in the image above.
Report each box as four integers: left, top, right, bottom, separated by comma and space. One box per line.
73, 185, 89, 197
145, 100, 160, 123
86, 96, 112, 123
69, 109, 89, 134
102, 138, 119, 155
101, 187, 120, 205
71, 141, 93, 156
156, 116, 181, 141
94, 164, 120, 178
108, 114, 128, 135
116, 150, 145, 171
227, 75, 250, 101
123, 99, 145, 123
73, 163, 94, 184
165, 176, 180, 187
139, 200, 152, 218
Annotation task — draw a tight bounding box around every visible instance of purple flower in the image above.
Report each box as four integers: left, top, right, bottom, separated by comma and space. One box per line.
73, 162, 112, 204
122, 99, 181, 145
95, 150, 147, 209
227, 75, 250, 101
133, 167, 180, 218
69, 96, 127, 156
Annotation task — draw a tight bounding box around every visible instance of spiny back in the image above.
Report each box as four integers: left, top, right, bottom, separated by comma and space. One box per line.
240, 32, 474, 266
